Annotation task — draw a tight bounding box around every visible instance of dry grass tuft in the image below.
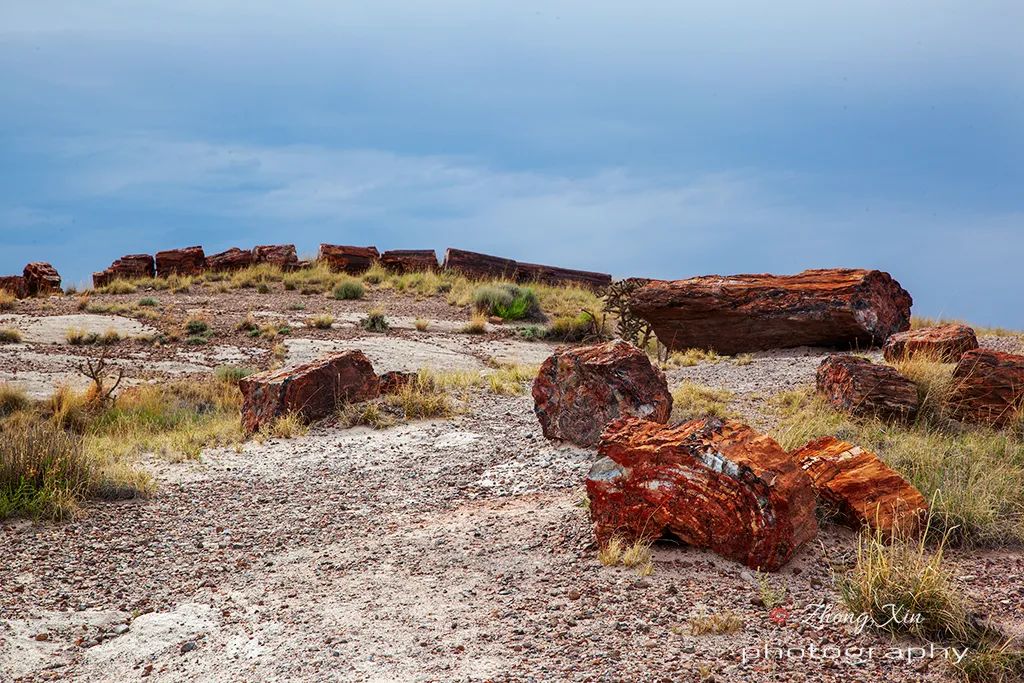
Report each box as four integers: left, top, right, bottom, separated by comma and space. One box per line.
689, 611, 744, 636
0, 289, 17, 310
670, 382, 735, 423
0, 328, 23, 344
0, 384, 30, 417
306, 314, 335, 329
664, 348, 722, 367
257, 413, 308, 441
0, 420, 93, 520
461, 314, 487, 335
597, 535, 654, 575
414, 317, 429, 332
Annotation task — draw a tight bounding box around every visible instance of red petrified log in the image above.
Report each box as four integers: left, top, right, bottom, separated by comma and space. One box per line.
92, 254, 155, 287
882, 324, 978, 363
23, 262, 62, 296
532, 339, 672, 447
515, 262, 612, 291
791, 436, 928, 536
588, 417, 818, 571
628, 268, 912, 354
238, 351, 379, 434
378, 370, 417, 395
380, 250, 438, 273
155, 246, 206, 277
252, 244, 298, 267
318, 244, 380, 274
816, 355, 919, 421
0, 275, 28, 299
206, 247, 255, 272
947, 349, 1024, 428
442, 248, 518, 280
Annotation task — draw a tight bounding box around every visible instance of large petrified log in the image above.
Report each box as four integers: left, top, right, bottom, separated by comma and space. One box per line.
533, 339, 672, 447
588, 417, 818, 571
442, 248, 518, 280
515, 262, 612, 290
629, 268, 912, 354
206, 247, 254, 272
380, 249, 438, 273
92, 254, 155, 287
155, 246, 206, 277
318, 244, 380, 274
238, 351, 380, 434
23, 262, 61, 296
947, 349, 1024, 427
882, 324, 978, 363
816, 355, 919, 421
252, 244, 298, 267
791, 436, 928, 536
0, 275, 28, 299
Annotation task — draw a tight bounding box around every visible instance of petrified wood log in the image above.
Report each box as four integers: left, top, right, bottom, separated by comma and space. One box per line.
816, 355, 919, 421
791, 436, 928, 536
588, 417, 818, 571
533, 339, 672, 447
206, 247, 254, 272
380, 250, 438, 273
252, 244, 298, 267
23, 262, 62, 296
629, 268, 912, 354
155, 246, 206, 277
0, 275, 28, 299
318, 244, 380, 274
515, 262, 612, 290
239, 351, 379, 434
442, 248, 518, 280
948, 349, 1024, 427
882, 324, 978, 363
92, 254, 156, 287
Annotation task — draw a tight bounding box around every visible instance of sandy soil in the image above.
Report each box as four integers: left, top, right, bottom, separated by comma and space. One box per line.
1, 287, 1022, 682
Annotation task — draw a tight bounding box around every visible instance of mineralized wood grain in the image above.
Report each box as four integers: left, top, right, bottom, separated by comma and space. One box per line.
588, 417, 818, 571
532, 340, 671, 447
791, 436, 928, 536
155, 246, 206, 277
948, 349, 1024, 427
23, 262, 61, 296
514, 262, 612, 290
252, 244, 298, 267
882, 324, 978, 363
380, 250, 438, 273
206, 247, 255, 272
442, 248, 518, 280
816, 355, 920, 421
318, 244, 380, 274
628, 268, 912, 354
92, 254, 155, 287
0, 275, 28, 299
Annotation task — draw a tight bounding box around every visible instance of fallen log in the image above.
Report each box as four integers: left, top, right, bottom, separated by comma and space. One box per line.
948, 349, 1024, 427
442, 248, 517, 280
882, 324, 978, 363
155, 246, 206, 277
629, 268, 912, 354
380, 249, 438, 273
515, 261, 612, 290
318, 244, 380, 274
816, 355, 920, 421
206, 247, 255, 272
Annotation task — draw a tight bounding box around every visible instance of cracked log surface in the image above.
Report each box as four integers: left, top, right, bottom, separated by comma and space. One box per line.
882, 323, 978, 363
948, 349, 1024, 427
816, 354, 919, 421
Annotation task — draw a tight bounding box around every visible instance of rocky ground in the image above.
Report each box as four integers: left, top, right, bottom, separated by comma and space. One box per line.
1, 286, 1022, 682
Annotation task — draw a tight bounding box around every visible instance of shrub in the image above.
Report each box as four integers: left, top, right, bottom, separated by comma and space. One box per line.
0, 289, 16, 310
0, 328, 22, 344
361, 264, 387, 285
214, 365, 253, 384
0, 384, 29, 417
66, 328, 99, 346
0, 420, 93, 520
461, 314, 487, 335
235, 312, 258, 333
472, 283, 540, 320
545, 312, 597, 342
138, 297, 159, 307
256, 282, 271, 294
332, 278, 365, 300
96, 328, 121, 346
359, 308, 389, 333
306, 314, 334, 329
185, 318, 210, 335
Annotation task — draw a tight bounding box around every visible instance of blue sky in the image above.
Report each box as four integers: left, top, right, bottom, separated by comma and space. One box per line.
2, 2, 1022, 326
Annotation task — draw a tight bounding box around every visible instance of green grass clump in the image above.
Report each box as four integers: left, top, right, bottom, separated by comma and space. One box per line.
472, 283, 540, 320
214, 365, 253, 384
0, 420, 93, 520
544, 312, 598, 342
359, 308, 389, 333
332, 278, 365, 300
138, 297, 159, 307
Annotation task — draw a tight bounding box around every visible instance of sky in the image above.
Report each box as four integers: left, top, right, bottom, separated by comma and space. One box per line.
1, 1, 1022, 326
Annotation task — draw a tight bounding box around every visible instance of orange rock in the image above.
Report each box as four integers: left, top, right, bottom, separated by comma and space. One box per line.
791, 436, 928, 536
948, 349, 1024, 427
155, 246, 206, 277
816, 355, 919, 421
882, 324, 978, 362
238, 351, 379, 433
532, 340, 671, 447
588, 417, 818, 571
629, 268, 912, 354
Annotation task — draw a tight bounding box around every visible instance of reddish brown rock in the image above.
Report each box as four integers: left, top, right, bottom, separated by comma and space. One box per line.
23, 262, 61, 296
629, 268, 912, 354
791, 436, 928, 536
92, 254, 155, 287
318, 244, 380, 274
816, 355, 919, 421
532, 339, 672, 447
252, 244, 298, 267
947, 349, 1024, 427
588, 417, 818, 571
515, 262, 612, 291
882, 324, 978, 363
378, 370, 417, 395
442, 248, 518, 280
206, 247, 254, 272
380, 250, 438, 273
155, 246, 206, 277
0, 275, 28, 299
238, 351, 379, 434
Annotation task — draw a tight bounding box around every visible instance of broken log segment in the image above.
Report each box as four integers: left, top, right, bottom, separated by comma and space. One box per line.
816, 354, 920, 421
442, 248, 518, 280
318, 244, 380, 274
948, 349, 1024, 428
882, 324, 978, 363
515, 262, 611, 291
379, 250, 438, 273
155, 246, 206, 277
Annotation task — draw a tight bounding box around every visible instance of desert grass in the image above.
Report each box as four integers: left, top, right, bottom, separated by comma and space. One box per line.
485, 363, 540, 395
359, 308, 389, 333
66, 327, 121, 345
544, 312, 602, 342
688, 611, 744, 636
663, 348, 722, 367
756, 573, 787, 608
306, 314, 335, 329
911, 315, 1022, 338
138, 297, 159, 307
0, 328, 23, 344
0, 384, 30, 417
0, 289, 17, 310
0, 420, 93, 520
597, 535, 654, 575
256, 413, 308, 441
670, 382, 735, 423
471, 283, 541, 320
733, 353, 754, 366
772, 388, 1024, 546
213, 365, 253, 383
340, 371, 462, 428
461, 313, 487, 334
414, 317, 429, 332
332, 277, 365, 300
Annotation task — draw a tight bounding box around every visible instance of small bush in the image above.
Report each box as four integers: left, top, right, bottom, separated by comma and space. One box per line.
0, 328, 23, 344
66, 328, 99, 346
185, 318, 210, 335
306, 314, 335, 329
96, 328, 121, 346
256, 282, 271, 294
689, 611, 744, 636
0, 289, 16, 310
472, 283, 540, 320
235, 312, 258, 333
332, 278, 365, 300
359, 308, 389, 333
0, 384, 29, 417
414, 318, 429, 332
185, 335, 209, 346
545, 312, 596, 342
461, 314, 487, 335
214, 365, 253, 384
0, 420, 93, 520
138, 297, 159, 307
361, 264, 387, 285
